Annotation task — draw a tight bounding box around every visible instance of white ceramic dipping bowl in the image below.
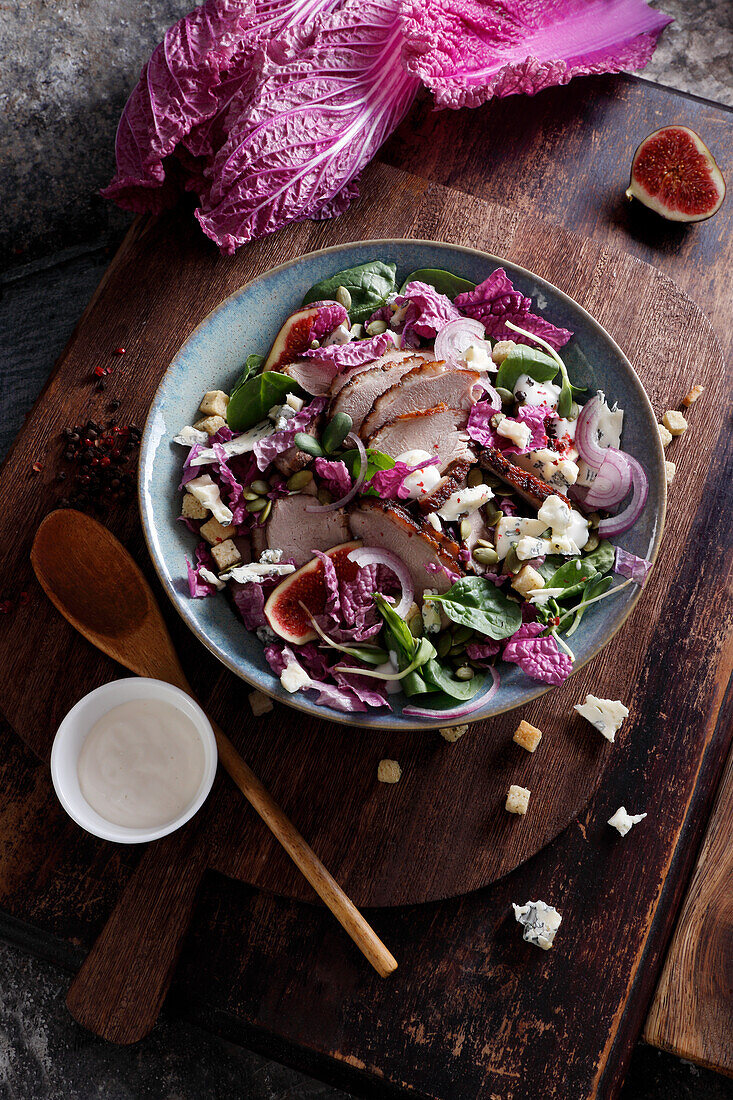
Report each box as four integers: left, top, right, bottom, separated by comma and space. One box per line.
51, 677, 217, 844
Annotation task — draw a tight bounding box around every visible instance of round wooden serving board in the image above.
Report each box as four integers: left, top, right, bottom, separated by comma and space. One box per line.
0, 163, 723, 908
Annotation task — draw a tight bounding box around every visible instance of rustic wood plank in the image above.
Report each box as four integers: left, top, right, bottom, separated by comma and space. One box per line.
0, 74, 731, 1097
644, 740, 733, 1076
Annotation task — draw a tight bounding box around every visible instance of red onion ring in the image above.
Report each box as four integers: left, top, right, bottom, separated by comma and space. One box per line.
435, 318, 486, 371
347, 547, 414, 618
575, 394, 608, 470
402, 666, 500, 720
598, 454, 649, 537
472, 377, 502, 410
583, 448, 632, 509
306, 432, 367, 513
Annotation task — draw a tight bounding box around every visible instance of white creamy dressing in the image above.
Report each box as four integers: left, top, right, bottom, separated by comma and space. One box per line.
513, 373, 561, 409
77, 699, 206, 828
395, 449, 442, 500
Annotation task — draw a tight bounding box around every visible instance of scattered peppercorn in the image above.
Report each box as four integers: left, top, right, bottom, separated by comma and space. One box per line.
115, 347, 126, 355
94, 365, 106, 378
31, 462, 42, 473
18, 591, 30, 607
109, 399, 121, 411
54, 420, 140, 513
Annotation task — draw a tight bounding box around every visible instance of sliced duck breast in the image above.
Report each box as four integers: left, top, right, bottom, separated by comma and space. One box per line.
360, 362, 480, 439
366, 404, 474, 473
281, 359, 338, 396
348, 499, 463, 594
478, 445, 571, 510
328, 355, 425, 431
328, 348, 432, 400
415, 457, 473, 515
265, 494, 351, 566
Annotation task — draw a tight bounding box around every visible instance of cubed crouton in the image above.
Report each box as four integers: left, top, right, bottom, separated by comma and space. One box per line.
665, 460, 676, 484
210, 538, 241, 572
193, 415, 227, 436
440, 724, 469, 743
249, 690, 274, 717
657, 423, 673, 448
511, 565, 545, 599
377, 759, 402, 784
492, 340, 517, 365
513, 720, 542, 753
200, 516, 237, 546
181, 492, 209, 520
682, 384, 704, 407
662, 410, 687, 436
199, 390, 229, 418
506, 785, 530, 815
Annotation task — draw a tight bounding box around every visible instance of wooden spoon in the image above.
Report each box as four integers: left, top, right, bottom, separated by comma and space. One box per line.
31, 510, 397, 1012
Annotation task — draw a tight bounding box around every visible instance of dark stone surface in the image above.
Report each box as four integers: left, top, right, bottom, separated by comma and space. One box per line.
1, 2, 731, 1097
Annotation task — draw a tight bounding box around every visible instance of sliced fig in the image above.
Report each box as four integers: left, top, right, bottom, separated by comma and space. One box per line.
263, 301, 347, 373
626, 125, 726, 223
264, 540, 362, 644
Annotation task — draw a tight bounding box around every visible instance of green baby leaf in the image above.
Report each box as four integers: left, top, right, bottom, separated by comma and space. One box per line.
429, 577, 521, 640
398, 268, 476, 298
302, 261, 397, 325
495, 346, 559, 394
226, 371, 301, 432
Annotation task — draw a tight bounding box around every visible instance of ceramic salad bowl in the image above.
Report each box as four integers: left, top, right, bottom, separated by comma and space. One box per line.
139, 239, 666, 730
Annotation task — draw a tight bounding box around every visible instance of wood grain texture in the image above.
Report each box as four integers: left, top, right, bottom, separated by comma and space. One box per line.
645, 740, 733, 1076
0, 165, 725, 915
0, 75, 731, 1098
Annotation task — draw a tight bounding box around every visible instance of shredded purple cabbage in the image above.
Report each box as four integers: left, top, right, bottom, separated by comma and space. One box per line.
367, 456, 440, 500
313, 458, 352, 499
186, 542, 219, 598
502, 622, 572, 685
252, 395, 327, 471
394, 280, 462, 341
455, 268, 572, 349
302, 330, 397, 366
614, 547, 653, 585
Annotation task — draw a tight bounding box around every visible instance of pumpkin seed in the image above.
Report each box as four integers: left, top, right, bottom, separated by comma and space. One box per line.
294, 432, 324, 458
467, 468, 484, 488
322, 412, 353, 453
481, 472, 502, 489
250, 479, 270, 495
259, 499, 272, 523
452, 625, 473, 645
317, 487, 333, 505
350, 323, 364, 339
473, 546, 499, 566
436, 631, 452, 659
287, 469, 314, 492
449, 643, 466, 657
584, 532, 600, 553
242, 489, 261, 502
503, 546, 521, 574
496, 387, 515, 405
455, 666, 474, 681
569, 401, 580, 419
587, 511, 601, 529
366, 319, 388, 336
460, 518, 473, 541
246, 497, 267, 513
335, 285, 352, 310
408, 613, 424, 638
483, 503, 502, 526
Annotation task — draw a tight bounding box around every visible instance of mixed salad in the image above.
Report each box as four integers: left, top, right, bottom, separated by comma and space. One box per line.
174, 260, 654, 721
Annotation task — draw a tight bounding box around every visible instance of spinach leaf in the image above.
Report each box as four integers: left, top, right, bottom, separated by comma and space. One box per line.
399, 268, 475, 298
564, 573, 613, 636
583, 539, 615, 575
373, 595, 435, 696
536, 555, 566, 583
302, 261, 397, 325
546, 558, 598, 601
495, 346, 559, 394
429, 577, 521, 640
423, 659, 489, 701
341, 447, 395, 486
226, 371, 300, 431
232, 353, 265, 392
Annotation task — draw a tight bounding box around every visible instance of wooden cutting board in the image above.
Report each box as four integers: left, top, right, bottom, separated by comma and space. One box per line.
0, 161, 724, 913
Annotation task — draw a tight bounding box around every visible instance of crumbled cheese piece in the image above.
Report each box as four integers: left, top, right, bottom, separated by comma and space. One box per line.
537, 495, 588, 551
199, 390, 229, 419
506, 784, 531, 815
574, 694, 629, 742
513, 720, 542, 753
249, 690, 274, 717
260, 548, 283, 564
515, 536, 550, 561
377, 759, 402, 784
538, 494, 572, 531
200, 516, 237, 546
463, 341, 496, 372
529, 586, 565, 605
513, 374, 561, 409
608, 806, 647, 836
682, 384, 704, 407
210, 538, 241, 572
174, 425, 209, 447
511, 565, 545, 599
256, 625, 277, 644
425, 512, 442, 532
440, 724, 469, 743
665, 460, 676, 484
186, 474, 234, 525
491, 340, 517, 365
516, 449, 578, 491
223, 562, 295, 583
190, 421, 275, 466
286, 393, 304, 412
280, 661, 311, 693
657, 423, 673, 448
198, 567, 226, 590
323, 322, 354, 346
494, 517, 547, 560
513, 901, 562, 950
549, 533, 581, 556
422, 588, 441, 634
437, 483, 494, 521
662, 409, 688, 436
373, 659, 403, 695
181, 492, 209, 520
194, 415, 227, 436
496, 418, 532, 450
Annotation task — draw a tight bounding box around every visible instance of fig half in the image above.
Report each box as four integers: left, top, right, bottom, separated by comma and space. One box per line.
626, 125, 726, 223
264, 540, 362, 644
